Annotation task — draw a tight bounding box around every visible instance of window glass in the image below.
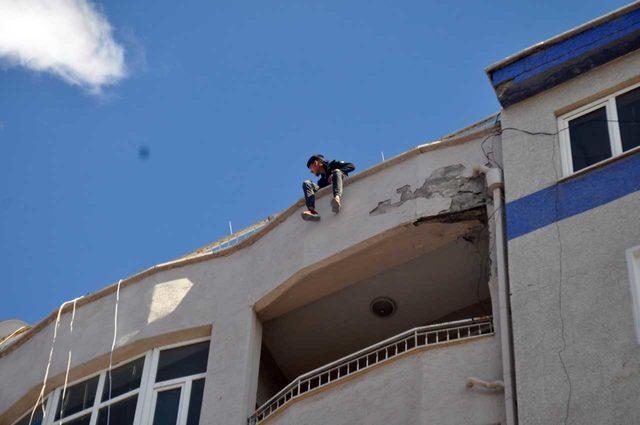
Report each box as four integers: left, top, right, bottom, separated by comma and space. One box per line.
568, 107, 612, 171
15, 407, 43, 425
155, 342, 209, 382
616, 86, 640, 152
186, 379, 205, 425
101, 357, 145, 401
61, 414, 91, 425
96, 395, 138, 425
56, 376, 99, 420
152, 388, 181, 425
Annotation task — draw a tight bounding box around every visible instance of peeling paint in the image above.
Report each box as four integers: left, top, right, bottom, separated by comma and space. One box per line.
369, 164, 485, 216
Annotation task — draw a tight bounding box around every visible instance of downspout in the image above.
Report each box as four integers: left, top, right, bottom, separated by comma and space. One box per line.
473, 165, 517, 425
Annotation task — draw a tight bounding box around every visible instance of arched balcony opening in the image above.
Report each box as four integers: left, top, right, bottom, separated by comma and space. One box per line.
252, 207, 494, 423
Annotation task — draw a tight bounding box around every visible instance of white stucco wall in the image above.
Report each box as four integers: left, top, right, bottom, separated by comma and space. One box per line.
0, 137, 495, 425
501, 50, 640, 425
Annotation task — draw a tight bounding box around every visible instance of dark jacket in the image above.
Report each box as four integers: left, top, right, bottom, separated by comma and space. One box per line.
317, 160, 356, 188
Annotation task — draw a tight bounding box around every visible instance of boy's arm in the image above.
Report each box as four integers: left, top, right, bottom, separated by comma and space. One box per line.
332, 160, 356, 174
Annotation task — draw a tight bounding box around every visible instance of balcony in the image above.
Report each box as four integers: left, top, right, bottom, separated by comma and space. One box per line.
250, 316, 495, 424
250, 202, 502, 424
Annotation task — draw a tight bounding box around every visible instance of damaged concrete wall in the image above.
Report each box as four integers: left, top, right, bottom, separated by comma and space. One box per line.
369, 164, 485, 216
0, 134, 497, 425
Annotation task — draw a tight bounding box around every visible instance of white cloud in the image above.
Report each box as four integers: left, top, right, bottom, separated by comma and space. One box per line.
0, 0, 126, 93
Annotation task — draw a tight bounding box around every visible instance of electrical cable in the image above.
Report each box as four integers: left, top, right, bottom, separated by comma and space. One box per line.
479, 118, 640, 176
480, 131, 503, 170
548, 127, 572, 425
495, 123, 579, 424
460, 166, 505, 319
59, 298, 79, 420
106, 279, 122, 425
29, 296, 83, 425
468, 202, 504, 317
500, 119, 640, 138
0, 325, 30, 351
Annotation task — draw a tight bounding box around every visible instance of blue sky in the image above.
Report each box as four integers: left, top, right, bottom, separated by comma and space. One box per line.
0, 0, 630, 324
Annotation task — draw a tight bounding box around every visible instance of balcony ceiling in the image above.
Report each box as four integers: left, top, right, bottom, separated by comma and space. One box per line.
262, 222, 490, 381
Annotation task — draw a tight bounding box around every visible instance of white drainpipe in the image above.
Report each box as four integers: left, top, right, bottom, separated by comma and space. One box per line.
473, 165, 517, 425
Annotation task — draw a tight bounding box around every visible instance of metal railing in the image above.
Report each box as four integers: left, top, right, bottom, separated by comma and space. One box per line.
248, 316, 494, 424
208, 220, 269, 253
182, 215, 276, 258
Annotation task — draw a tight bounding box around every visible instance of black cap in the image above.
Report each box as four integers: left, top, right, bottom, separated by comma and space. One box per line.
306, 154, 324, 168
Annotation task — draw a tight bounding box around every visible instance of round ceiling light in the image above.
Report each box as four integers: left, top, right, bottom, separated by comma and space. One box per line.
370, 297, 397, 318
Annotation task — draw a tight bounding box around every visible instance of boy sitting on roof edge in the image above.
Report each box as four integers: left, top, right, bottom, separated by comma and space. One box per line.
301, 154, 356, 221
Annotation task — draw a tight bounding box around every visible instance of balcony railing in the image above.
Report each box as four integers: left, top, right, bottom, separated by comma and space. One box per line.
249, 316, 494, 424
181, 216, 276, 258
208, 220, 269, 253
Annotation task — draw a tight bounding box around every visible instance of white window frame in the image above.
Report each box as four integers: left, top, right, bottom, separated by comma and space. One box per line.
139, 338, 209, 425
11, 395, 52, 425
48, 352, 150, 425
626, 245, 640, 345
11, 338, 209, 425
557, 81, 640, 177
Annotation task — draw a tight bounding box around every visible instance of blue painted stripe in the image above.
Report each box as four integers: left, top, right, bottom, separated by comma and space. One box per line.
506, 152, 640, 240
491, 8, 640, 86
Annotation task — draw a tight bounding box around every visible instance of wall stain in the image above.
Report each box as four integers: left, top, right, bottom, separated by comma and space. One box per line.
369, 164, 485, 216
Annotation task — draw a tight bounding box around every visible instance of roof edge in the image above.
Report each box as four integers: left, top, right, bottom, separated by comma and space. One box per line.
485, 0, 640, 73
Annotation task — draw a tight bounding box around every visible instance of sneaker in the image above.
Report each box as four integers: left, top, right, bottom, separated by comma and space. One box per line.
301, 210, 321, 222
331, 195, 341, 213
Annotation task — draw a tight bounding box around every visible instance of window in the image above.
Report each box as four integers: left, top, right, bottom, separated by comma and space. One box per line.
147, 341, 209, 425
13, 400, 48, 425
616, 87, 640, 152
627, 245, 640, 344
52, 357, 144, 425
12, 340, 209, 425
55, 376, 99, 421
558, 83, 640, 175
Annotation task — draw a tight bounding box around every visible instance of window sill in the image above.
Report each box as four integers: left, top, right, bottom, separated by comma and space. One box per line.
559, 145, 640, 183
